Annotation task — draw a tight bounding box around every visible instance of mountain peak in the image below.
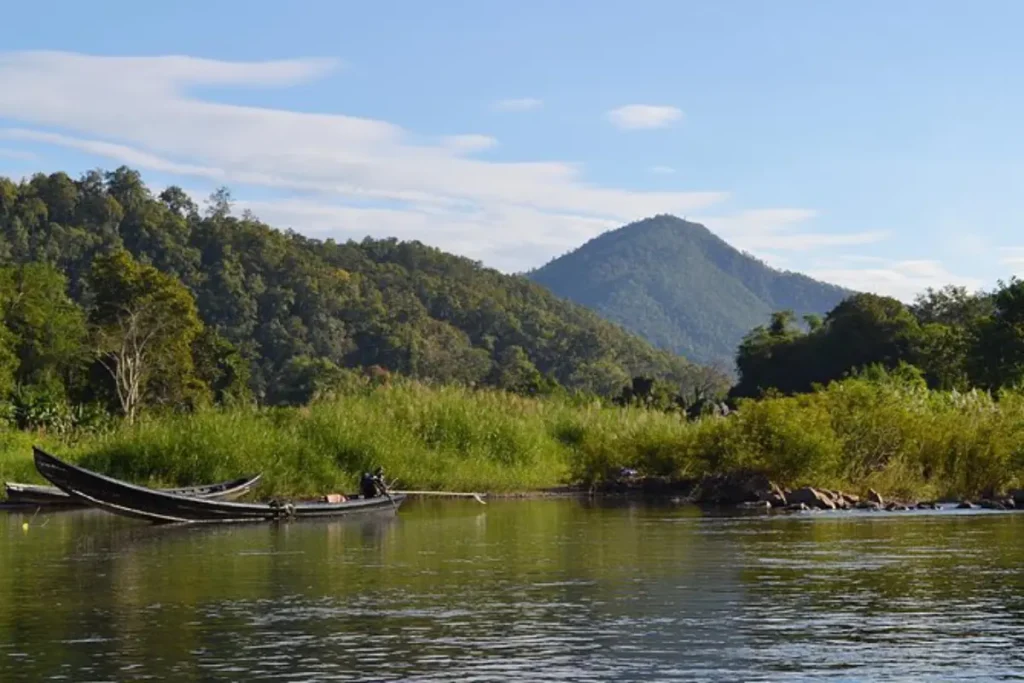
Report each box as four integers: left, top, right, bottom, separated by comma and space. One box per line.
529, 216, 853, 367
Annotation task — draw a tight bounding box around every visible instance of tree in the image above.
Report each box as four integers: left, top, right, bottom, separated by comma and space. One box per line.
803, 313, 823, 332
410, 320, 492, 386
205, 187, 233, 219
682, 360, 733, 402
817, 293, 921, 377
104, 166, 150, 213
733, 294, 925, 398
909, 322, 969, 390
87, 249, 205, 422
969, 278, 1024, 389
0, 324, 16, 399
273, 355, 349, 405
490, 346, 550, 394
191, 328, 252, 406
912, 285, 994, 327
159, 186, 199, 219
769, 310, 798, 336
0, 263, 87, 391
569, 359, 631, 397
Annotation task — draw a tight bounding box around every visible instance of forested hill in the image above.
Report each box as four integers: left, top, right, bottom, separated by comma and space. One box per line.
0, 167, 724, 418
527, 215, 853, 367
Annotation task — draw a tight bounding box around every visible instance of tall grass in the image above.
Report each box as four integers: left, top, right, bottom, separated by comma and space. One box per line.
4, 374, 1024, 500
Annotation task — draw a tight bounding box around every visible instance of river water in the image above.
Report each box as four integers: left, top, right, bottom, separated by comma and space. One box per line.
1, 498, 1023, 681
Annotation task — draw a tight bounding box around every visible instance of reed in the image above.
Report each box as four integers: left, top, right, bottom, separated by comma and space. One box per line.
3, 373, 1024, 500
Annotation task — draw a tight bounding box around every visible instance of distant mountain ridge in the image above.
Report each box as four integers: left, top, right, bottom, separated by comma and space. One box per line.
527, 215, 855, 367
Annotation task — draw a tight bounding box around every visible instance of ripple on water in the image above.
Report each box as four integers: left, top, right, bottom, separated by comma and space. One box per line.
3, 503, 1024, 681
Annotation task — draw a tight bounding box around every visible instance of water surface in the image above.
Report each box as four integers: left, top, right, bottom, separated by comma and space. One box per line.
2, 499, 1023, 681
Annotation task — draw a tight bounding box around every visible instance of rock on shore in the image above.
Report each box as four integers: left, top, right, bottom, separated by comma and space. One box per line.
602, 469, 1024, 514
694, 472, 1024, 514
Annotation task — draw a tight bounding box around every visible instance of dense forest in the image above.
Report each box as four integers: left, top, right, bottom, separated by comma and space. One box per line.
0, 167, 731, 430
528, 215, 851, 367
732, 283, 1022, 398
5, 168, 1024, 501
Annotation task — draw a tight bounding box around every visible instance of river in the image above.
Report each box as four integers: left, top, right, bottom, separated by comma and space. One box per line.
1, 498, 1023, 681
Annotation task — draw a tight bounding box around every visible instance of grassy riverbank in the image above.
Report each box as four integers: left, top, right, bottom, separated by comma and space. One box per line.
3, 373, 1024, 501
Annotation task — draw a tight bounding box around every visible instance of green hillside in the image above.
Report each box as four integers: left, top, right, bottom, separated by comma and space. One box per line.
528, 215, 854, 367
0, 168, 724, 423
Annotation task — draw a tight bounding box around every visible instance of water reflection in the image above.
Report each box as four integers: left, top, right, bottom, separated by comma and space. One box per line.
2, 500, 1024, 680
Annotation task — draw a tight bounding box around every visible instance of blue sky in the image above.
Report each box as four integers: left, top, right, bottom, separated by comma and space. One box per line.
1, 0, 1022, 300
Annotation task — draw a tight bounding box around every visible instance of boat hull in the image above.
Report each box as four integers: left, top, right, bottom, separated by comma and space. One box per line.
4, 473, 262, 508
33, 447, 404, 524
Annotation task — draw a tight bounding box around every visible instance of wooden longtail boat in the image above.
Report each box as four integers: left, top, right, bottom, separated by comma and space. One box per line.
33, 447, 404, 524
4, 473, 263, 507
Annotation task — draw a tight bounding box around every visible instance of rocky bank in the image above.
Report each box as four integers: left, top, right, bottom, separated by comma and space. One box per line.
598, 470, 1024, 512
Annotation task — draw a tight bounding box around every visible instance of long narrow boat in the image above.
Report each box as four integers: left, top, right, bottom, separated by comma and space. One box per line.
4, 472, 263, 507
33, 447, 405, 524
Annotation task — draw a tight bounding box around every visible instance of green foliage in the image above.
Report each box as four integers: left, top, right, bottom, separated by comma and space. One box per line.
0, 326, 15, 398
191, 328, 252, 406
571, 368, 1024, 500
6, 383, 109, 435
87, 248, 206, 420
3, 374, 1024, 500
528, 214, 852, 367
273, 356, 350, 406
8, 165, 1024, 503
0, 167, 722, 410
733, 288, 1004, 398
0, 263, 86, 390
969, 277, 1024, 390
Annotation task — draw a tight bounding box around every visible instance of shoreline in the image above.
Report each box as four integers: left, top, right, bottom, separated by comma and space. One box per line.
3, 469, 1020, 513
5, 486, 1016, 514
462, 476, 1024, 513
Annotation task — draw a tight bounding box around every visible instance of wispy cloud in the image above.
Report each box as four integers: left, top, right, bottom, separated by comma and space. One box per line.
493, 97, 543, 112
0, 148, 37, 163
0, 52, 722, 237
698, 209, 888, 253
441, 134, 498, 153
806, 256, 983, 302
607, 104, 683, 130
999, 247, 1024, 268
234, 196, 620, 273
0, 51, 873, 274
649, 165, 676, 174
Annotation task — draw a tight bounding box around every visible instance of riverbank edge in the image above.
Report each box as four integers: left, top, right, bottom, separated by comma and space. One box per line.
4, 477, 1019, 513
473, 475, 1024, 513
6, 471, 1015, 511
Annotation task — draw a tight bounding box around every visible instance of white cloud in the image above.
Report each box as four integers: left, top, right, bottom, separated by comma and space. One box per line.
806, 257, 983, 302
607, 104, 683, 130
0, 147, 37, 161
441, 134, 498, 153
493, 97, 543, 112
649, 165, 676, 174
0, 50, 875, 273
0, 51, 725, 222
698, 208, 887, 253
998, 247, 1024, 268
235, 196, 620, 273
943, 231, 989, 258
2, 129, 224, 179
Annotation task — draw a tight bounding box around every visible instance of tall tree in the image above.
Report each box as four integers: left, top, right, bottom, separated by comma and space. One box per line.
969, 278, 1024, 389
0, 324, 16, 399
87, 249, 205, 422
0, 263, 87, 391
912, 284, 994, 326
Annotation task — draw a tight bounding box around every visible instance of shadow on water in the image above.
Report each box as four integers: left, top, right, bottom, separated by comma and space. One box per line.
3, 500, 1024, 681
